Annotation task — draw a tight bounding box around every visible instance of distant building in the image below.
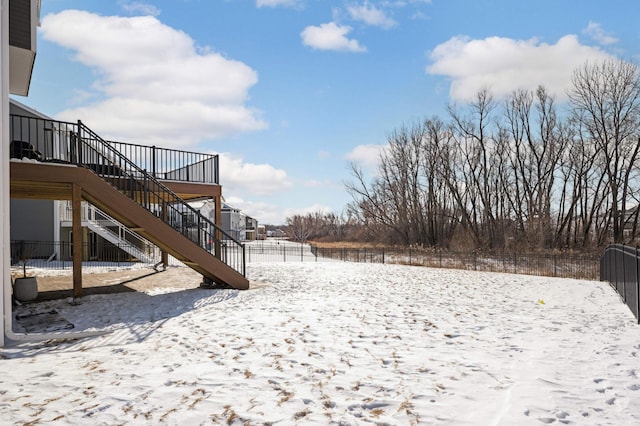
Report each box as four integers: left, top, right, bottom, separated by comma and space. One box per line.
245, 215, 258, 241
218, 202, 259, 241
267, 228, 286, 239
257, 225, 266, 240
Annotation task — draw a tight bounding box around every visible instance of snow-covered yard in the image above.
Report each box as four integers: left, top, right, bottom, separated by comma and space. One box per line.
1, 262, 639, 424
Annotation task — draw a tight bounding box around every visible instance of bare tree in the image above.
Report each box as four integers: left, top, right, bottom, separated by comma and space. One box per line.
422, 118, 459, 247
344, 60, 640, 252
347, 122, 427, 245
448, 88, 505, 249
503, 87, 567, 249
569, 59, 640, 243
285, 214, 314, 243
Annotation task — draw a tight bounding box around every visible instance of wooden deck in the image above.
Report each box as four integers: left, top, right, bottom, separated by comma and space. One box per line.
10, 161, 249, 292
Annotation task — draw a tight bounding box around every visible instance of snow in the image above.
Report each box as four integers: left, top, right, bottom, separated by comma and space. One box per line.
2, 262, 640, 425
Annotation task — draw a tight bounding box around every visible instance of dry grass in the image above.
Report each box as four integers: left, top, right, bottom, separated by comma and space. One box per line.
308, 241, 387, 249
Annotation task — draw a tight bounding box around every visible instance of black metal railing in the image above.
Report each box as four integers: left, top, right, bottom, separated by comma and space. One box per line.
9, 114, 245, 277
10, 240, 157, 272
600, 244, 640, 323
8, 115, 219, 184
311, 246, 599, 280
245, 243, 319, 263
106, 141, 219, 184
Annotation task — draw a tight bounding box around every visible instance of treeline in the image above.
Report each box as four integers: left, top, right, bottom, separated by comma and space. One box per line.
341, 59, 640, 253
284, 211, 357, 243
284, 59, 640, 252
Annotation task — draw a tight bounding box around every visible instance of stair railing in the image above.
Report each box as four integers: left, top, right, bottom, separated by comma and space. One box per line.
58, 201, 159, 263
75, 121, 245, 277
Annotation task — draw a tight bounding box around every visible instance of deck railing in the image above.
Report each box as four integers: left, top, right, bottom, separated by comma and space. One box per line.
58, 201, 160, 263
8, 114, 218, 185
106, 141, 219, 184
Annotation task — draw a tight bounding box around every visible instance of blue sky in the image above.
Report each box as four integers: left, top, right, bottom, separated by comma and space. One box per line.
15, 0, 640, 224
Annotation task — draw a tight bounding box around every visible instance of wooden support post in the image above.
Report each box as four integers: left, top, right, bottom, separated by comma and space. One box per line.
72, 183, 83, 298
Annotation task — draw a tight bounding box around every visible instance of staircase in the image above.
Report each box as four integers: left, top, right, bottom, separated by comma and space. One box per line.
9, 114, 248, 289
59, 201, 158, 263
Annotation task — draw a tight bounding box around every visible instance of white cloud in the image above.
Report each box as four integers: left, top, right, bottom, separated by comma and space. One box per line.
583, 21, 618, 46
345, 144, 386, 171
301, 22, 366, 52
347, 2, 396, 29
118, 1, 161, 16
219, 153, 293, 196
427, 34, 614, 102
256, 0, 301, 8
223, 196, 282, 224
40, 10, 266, 148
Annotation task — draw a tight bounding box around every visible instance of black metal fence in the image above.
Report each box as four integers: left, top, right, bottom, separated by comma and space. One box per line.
12, 237, 600, 289
10, 240, 158, 275
600, 244, 640, 323
244, 243, 319, 263
241, 242, 598, 279
311, 246, 599, 280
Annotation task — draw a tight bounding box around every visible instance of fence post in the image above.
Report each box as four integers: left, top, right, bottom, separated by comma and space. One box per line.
612, 246, 616, 287
152, 146, 157, 178
382, 247, 385, 264
75, 120, 83, 164
622, 244, 627, 303
636, 246, 640, 324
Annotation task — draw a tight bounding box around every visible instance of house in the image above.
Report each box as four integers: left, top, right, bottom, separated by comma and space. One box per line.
257, 224, 266, 240
2, 0, 249, 347
267, 228, 287, 239
219, 202, 259, 241
9, 100, 57, 244
189, 199, 259, 242
2, 0, 41, 346
245, 215, 258, 241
